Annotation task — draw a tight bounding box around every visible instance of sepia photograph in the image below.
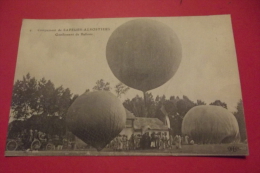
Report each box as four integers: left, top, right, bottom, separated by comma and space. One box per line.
5, 15, 248, 156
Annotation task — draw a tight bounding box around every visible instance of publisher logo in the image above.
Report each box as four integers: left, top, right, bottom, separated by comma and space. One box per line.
227, 146, 240, 152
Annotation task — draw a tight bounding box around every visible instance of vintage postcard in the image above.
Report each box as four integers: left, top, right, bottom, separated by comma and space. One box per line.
5, 15, 248, 156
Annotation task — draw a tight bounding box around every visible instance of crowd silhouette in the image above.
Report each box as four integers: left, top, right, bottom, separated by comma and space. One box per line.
108, 132, 193, 151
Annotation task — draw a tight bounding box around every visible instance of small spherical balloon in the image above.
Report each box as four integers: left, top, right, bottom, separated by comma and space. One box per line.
182, 105, 240, 144
66, 91, 126, 151
106, 19, 182, 92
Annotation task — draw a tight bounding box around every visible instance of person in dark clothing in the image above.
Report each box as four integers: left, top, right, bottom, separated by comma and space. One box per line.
129, 134, 135, 150
140, 133, 146, 149
134, 134, 141, 149
150, 132, 156, 148
145, 132, 151, 149
53, 135, 60, 150
57, 136, 63, 150
21, 129, 29, 150
33, 130, 39, 140
29, 129, 34, 143
155, 132, 160, 149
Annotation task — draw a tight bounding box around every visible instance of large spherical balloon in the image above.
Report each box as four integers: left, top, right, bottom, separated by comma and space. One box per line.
66, 91, 126, 151
182, 105, 240, 144
106, 19, 182, 92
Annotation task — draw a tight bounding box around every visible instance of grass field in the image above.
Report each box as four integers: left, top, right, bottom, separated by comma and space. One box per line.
5, 143, 248, 156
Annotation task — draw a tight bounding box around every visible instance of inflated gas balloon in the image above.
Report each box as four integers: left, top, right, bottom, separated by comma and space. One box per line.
182, 105, 240, 144
66, 91, 126, 151
106, 19, 182, 92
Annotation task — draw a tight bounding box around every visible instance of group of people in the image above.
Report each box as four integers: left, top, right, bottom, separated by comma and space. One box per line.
12, 129, 195, 151
108, 132, 194, 151
140, 132, 169, 150
16, 129, 47, 150
108, 135, 129, 151
14, 129, 66, 151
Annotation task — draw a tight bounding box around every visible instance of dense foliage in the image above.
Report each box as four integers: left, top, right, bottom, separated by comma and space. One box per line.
11, 73, 76, 120
9, 73, 76, 137
233, 99, 247, 142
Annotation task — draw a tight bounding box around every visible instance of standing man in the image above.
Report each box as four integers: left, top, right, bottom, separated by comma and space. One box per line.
122, 135, 127, 150
145, 132, 151, 149
134, 135, 139, 150
29, 129, 34, 143
174, 135, 179, 149
178, 135, 182, 149
184, 135, 189, 145
160, 134, 165, 149
155, 133, 160, 149
150, 132, 156, 148
21, 129, 29, 150
117, 135, 123, 151
33, 130, 39, 140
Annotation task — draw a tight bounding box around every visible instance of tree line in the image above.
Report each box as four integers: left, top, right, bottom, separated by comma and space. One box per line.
8, 73, 246, 142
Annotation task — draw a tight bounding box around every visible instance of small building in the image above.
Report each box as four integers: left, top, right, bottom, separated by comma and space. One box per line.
120, 110, 169, 139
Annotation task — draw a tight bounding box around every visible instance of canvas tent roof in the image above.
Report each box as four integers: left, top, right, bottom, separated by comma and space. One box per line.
134, 117, 168, 130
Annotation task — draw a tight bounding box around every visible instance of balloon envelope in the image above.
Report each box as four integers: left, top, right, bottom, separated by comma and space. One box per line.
182, 105, 240, 144
66, 91, 126, 151
106, 19, 182, 92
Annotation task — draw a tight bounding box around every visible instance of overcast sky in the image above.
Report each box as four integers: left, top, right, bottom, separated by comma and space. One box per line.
14, 15, 242, 112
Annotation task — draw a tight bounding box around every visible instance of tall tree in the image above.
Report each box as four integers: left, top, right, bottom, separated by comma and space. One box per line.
175, 95, 196, 118
234, 99, 247, 142
123, 95, 144, 117
210, 100, 227, 109
114, 82, 130, 98
196, 100, 206, 106
93, 79, 111, 91
38, 79, 56, 115
11, 73, 38, 120
144, 92, 156, 117
164, 100, 178, 116
11, 74, 76, 133
169, 96, 195, 136
57, 88, 73, 118
123, 93, 155, 117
